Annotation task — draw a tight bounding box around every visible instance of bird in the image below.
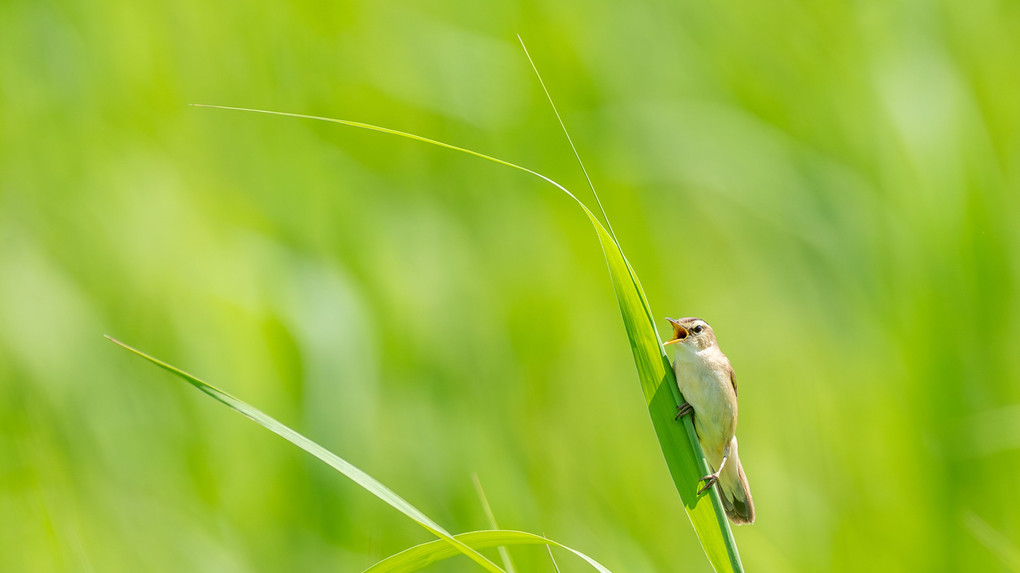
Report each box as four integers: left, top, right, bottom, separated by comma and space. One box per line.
664, 317, 755, 525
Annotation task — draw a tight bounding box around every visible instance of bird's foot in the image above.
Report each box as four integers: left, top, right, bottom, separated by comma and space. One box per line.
675, 402, 694, 421
697, 472, 720, 495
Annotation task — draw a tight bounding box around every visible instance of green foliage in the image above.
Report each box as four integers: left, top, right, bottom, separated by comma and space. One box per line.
4, 1, 1020, 571
133, 90, 743, 568
190, 100, 742, 568
105, 337, 503, 573
363, 530, 611, 573
472, 474, 518, 573
105, 340, 614, 573
581, 177, 742, 571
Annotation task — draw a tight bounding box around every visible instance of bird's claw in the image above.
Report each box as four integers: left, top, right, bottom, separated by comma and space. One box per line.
675, 402, 694, 421
697, 473, 719, 495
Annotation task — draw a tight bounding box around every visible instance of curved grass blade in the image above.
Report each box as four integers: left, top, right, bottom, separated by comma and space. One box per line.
363, 530, 611, 573
191, 104, 743, 571
514, 39, 744, 572
591, 212, 742, 572
516, 35, 617, 243
105, 336, 504, 573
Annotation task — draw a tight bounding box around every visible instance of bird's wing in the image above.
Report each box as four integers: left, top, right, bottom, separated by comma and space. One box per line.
728, 362, 738, 397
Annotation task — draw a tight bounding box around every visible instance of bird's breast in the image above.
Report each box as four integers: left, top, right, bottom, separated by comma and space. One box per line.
673, 353, 737, 460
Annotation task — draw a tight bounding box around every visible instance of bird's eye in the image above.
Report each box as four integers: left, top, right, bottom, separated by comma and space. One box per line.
693, 325, 704, 334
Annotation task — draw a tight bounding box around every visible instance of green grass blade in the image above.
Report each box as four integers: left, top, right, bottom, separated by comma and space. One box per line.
516, 35, 617, 243
593, 221, 743, 570
189, 105, 595, 213
362, 530, 612, 573
545, 538, 562, 573
192, 104, 743, 571
105, 336, 504, 573
472, 474, 517, 573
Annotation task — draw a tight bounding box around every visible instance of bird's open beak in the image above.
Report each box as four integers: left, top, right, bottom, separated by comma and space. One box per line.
664, 317, 688, 346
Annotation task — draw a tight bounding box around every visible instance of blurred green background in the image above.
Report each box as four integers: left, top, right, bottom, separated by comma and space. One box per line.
2, 0, 1019, 571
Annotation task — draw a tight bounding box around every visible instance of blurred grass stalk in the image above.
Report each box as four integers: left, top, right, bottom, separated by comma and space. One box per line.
472, 474, 517, 573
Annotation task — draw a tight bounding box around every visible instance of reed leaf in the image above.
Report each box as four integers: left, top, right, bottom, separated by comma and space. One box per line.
515, 40, 741, 569
362, 530, 611, 573
104, 337, 504, 573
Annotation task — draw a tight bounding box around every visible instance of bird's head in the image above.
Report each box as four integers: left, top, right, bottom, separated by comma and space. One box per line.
664, 317, 717, 352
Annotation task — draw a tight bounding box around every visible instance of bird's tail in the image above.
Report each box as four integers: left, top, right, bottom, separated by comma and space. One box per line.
718, 438, 755, 525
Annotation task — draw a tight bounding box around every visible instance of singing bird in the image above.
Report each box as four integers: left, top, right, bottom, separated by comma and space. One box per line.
665, 317, 755, 525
